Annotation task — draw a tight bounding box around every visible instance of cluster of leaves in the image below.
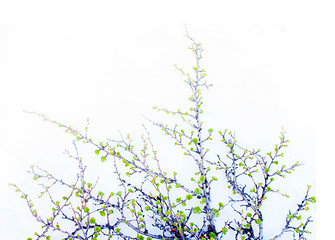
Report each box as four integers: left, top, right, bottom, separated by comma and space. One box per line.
10, 30, 315, 240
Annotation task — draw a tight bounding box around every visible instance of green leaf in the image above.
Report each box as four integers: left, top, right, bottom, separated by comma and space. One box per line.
209, 232, 216, 239
222, 227, 228, 235
192, 138, 198, 144
137, 235, 144, 240
255, 219, 261, 225
101, 156, 106, 162
84, 207, 89, 213
212, 208, 220, 217
193, 206, 202, 214
33, 175, 38, 181
95, 150, 100, 155
99, 210, 106, 216
194, 188, 202, 195
90, 217, 96, 224
186, 194, 193, 200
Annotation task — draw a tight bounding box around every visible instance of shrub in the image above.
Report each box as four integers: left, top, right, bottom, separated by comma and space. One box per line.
10, 29, 315, 240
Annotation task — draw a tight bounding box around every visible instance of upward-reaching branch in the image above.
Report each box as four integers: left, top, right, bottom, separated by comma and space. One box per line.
153, 29, 217, 234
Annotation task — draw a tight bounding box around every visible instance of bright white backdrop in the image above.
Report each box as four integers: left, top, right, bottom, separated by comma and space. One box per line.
0, 2, 334, 239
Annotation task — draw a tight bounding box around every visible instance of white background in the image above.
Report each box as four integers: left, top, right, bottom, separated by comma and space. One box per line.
0, 1, 334, 239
